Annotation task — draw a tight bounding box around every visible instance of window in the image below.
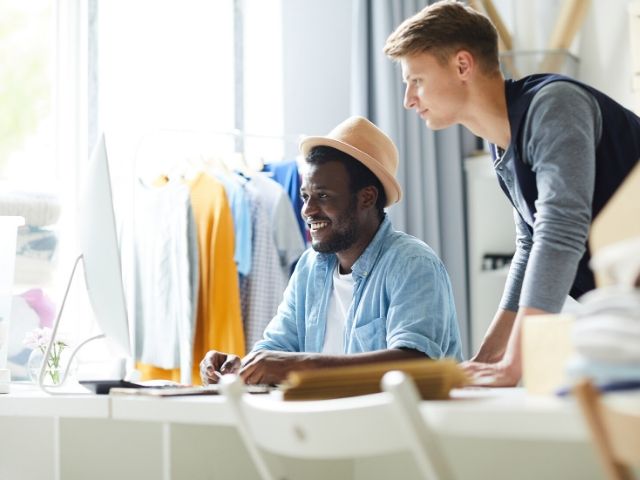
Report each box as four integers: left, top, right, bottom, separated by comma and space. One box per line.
96, 0, 237, 195
242, 0, 284, 162
0, 0, 63, 296
0, 0, 55, 184
3, 0, 287, 364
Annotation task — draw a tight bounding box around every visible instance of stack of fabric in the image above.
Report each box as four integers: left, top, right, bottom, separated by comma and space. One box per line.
567, 237, 640, 391
0, 190, 61, 285
567, 287, 640, 389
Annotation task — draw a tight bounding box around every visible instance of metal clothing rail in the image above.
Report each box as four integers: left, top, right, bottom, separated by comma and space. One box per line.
137, 127, 304, 143
133, 128, 306, 179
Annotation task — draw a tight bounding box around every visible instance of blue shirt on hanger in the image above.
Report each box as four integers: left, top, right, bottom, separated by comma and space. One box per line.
214, 171, 252, 277
262, 159, 307, 243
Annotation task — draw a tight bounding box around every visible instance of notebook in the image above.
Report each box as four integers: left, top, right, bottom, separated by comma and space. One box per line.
280, 358, 468, 401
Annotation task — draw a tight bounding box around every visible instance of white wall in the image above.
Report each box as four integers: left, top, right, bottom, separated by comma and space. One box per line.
281, 0, 353, 158
579, 0, 635, 109
496, 0, 635, 108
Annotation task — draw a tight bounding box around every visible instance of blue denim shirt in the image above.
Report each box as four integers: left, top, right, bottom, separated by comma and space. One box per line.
252, 216, 462, 360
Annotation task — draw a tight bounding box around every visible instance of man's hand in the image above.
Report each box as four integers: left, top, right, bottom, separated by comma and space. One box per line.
462, 306, 547, 387
199, 350, 241, 385
460, 358, 521, 387
239, 351, 311, 385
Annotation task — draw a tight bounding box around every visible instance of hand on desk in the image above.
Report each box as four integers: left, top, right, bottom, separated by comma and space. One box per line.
463, 306, 545, 387
200, 350, 309, 385
461, 359, 521, 387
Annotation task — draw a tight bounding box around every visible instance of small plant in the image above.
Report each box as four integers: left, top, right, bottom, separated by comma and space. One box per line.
23, 327, 68, 384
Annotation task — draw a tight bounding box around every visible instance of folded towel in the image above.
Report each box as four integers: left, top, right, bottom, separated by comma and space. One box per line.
0, 191, 61, 227
566, 355, 640, 384
572, 287, 640, 363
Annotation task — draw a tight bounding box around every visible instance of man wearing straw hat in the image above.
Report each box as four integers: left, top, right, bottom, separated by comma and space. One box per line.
201, 116, 462, 385
384, 0, 640, 387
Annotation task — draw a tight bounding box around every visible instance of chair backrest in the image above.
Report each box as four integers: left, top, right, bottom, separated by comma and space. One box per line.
574, 379, 640, 480
220, 371, 453, 480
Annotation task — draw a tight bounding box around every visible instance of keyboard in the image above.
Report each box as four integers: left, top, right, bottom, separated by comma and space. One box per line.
80, 379, 273, 395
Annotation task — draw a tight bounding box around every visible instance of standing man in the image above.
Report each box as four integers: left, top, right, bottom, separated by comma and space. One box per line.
201, 116, 462, 385
384, 0, 640, 386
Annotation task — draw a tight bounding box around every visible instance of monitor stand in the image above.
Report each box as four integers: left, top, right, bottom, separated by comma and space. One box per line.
37, 254, 107, 395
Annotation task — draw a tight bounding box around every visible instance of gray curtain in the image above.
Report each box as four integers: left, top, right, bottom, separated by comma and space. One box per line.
350, 0, 473, 357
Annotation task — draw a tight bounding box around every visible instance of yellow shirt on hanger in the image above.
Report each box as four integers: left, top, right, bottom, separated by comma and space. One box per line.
137, 172, 245, 383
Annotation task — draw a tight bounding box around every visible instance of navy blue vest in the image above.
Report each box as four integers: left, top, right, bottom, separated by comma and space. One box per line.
493, 74, 640, 298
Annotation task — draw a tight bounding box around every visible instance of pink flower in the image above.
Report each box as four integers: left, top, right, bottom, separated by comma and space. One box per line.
23, 327, 52, 350
22, 327, 68, 351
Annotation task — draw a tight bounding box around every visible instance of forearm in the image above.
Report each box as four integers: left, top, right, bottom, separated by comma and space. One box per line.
473, 308, 517, 363
239, 348, 426, 385
500, 305, 549, 379
464, 305, 549, 387
300, 348, 426, 370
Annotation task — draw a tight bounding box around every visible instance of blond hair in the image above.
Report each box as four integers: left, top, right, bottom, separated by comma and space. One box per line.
384, 0, 500, 75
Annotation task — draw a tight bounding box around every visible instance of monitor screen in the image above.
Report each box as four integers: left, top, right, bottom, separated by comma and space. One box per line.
78, 134, 131, 360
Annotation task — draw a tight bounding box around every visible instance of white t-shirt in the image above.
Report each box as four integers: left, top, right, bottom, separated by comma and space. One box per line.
321, 264, 354, 354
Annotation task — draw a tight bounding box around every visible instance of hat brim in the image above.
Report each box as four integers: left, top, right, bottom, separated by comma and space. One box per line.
299, 136, 402, 206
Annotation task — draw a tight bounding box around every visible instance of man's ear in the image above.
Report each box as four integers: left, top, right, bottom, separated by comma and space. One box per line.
358, 185, 378, 210
454, 50, 474, 79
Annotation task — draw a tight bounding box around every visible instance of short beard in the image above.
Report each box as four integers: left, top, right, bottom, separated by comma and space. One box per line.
310, 195, 358, 254
311, 225, 357, 253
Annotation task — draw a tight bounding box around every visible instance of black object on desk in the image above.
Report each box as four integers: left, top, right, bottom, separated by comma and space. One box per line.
79, 380, 164, 395
80, 379, 274, 395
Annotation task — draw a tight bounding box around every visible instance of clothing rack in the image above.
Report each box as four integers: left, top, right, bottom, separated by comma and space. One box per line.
124, 127, 308, 383
133, 128, 306, 180
137, 127, 304, 147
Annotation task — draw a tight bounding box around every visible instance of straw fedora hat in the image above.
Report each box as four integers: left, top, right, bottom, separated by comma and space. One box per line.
298, 116, 402, 206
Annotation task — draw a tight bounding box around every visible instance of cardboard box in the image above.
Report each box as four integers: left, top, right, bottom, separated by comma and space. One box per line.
590, 162, 640, 286
522, 314, 575, 395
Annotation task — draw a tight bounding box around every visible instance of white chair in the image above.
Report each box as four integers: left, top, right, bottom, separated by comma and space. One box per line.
220, 371, 453, 480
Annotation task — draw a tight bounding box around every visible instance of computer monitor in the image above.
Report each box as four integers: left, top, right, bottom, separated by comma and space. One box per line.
78, 133, 131, 359
38, 133, 132, 392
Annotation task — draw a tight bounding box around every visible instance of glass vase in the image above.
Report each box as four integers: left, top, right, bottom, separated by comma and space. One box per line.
27, 347, 76, 386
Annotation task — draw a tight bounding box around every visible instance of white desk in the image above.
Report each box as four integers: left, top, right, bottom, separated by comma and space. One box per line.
419, 388, 603, 480
0, 384, 609, 480
431, 387, 588, 440
0, 383, 109, 480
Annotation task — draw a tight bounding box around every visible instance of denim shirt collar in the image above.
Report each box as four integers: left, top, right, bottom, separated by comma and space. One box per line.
315, 215, 392, 280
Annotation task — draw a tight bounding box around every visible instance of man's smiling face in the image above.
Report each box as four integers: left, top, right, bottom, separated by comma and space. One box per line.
300, 160, 359, 254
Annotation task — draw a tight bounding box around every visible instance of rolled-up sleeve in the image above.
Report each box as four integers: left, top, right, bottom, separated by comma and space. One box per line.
385, 255, 462, 360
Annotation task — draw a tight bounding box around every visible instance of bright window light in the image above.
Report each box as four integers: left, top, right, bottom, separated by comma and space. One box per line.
0, 0, 55, 185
